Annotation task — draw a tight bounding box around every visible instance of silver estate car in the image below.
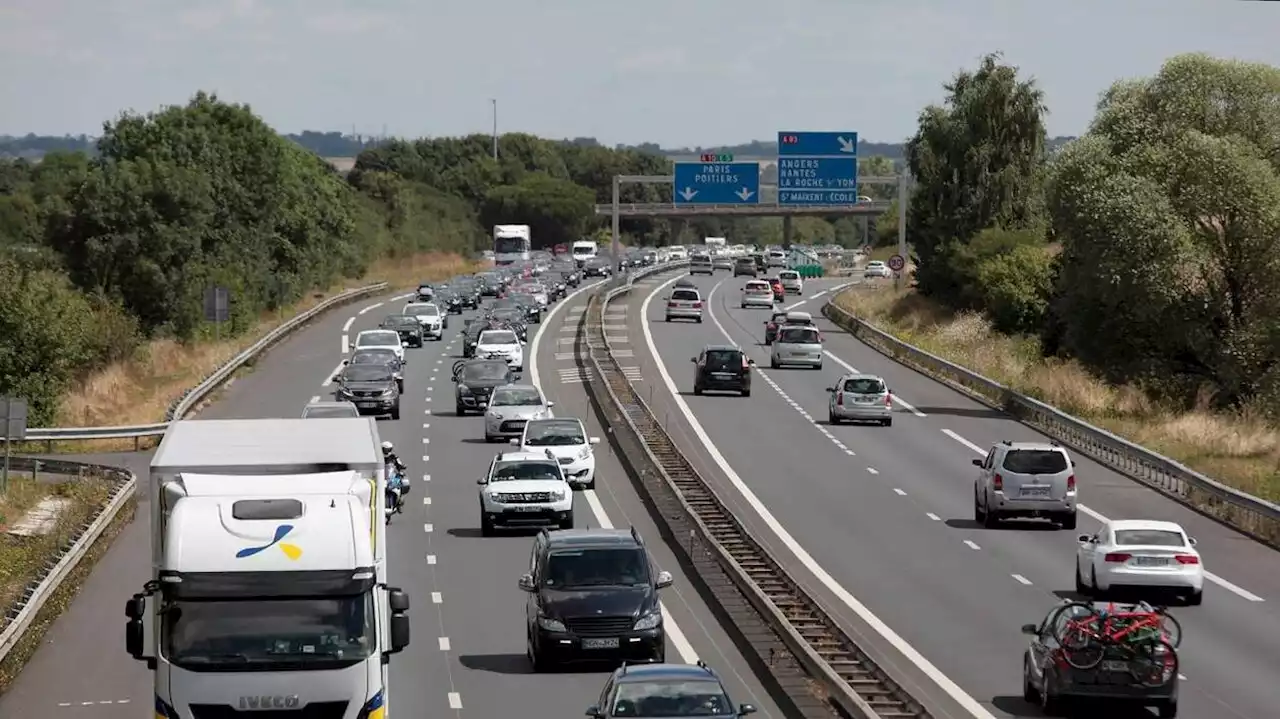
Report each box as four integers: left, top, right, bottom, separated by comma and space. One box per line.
665, 287, 704, 322
826, 373, 892, 426
484, 384, 555, 442
973, 440, 1078, 529
769, 325, 823, 369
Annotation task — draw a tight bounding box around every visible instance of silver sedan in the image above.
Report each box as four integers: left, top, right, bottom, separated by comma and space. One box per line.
484, 384, 555, 442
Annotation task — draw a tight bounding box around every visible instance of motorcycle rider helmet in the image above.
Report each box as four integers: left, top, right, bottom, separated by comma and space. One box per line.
381, 441, 394, 457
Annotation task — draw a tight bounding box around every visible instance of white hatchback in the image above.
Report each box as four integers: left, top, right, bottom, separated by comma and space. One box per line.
514, 417, 601, 489
352, 329, 405, 362
778, 270, 803, 295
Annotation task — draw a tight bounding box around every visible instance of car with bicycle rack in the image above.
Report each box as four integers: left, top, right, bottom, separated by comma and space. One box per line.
1022, 600, 1180, 717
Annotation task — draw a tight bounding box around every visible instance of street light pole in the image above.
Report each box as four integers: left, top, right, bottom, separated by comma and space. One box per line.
490, 99, 498, 160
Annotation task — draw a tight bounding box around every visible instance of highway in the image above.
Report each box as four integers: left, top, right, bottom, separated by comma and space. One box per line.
623, 271, 1280, 719
0, 274, 787, 718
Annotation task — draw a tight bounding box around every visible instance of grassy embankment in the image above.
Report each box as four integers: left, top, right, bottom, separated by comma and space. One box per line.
832, 287, 1280, 503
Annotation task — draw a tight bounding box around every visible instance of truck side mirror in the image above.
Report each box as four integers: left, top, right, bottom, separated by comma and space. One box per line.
389, 614, 411, 654
125, 595, 145, 619
388, 587, 410, 613
971, 458, 983, 467
125, 618, 145, 659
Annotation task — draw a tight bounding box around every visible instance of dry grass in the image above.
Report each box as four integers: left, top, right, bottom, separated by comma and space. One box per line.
0, 475, 116, 617
55, 251, 478, 431
833, 287, 1280, 502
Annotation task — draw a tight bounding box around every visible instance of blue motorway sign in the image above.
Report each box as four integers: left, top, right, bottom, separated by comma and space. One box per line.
672, 162, 760, 205
776, 131, 860, 205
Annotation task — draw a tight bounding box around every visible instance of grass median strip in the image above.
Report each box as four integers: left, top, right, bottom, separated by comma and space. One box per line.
833, 287, 1280, 504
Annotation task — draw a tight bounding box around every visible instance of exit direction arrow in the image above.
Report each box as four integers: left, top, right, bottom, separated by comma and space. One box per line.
672, 162, 761, 205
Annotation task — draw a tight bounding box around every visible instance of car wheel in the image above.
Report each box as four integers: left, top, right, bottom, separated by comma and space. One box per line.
693, 384, 703, 396
650, 643, 666, 663
390, 405, 401, 420
696, 317, 703, 323
973, 490, 985, 522
881, 418, 892, 426
665, 315, 672, 322
480, 514, 495, 537
770, 359, 779, 369
1022, 656, 1039, 703
456, 404, 467, 416
815, 363, 823, 370
484, 434, 494, 443
397, 380, 405, 392
1059, 511, 1078, 530
741, 388, 750, 397
559, 513, 574, 530
1186, 589, 1203, 606
982, 501, 1001, 529
829, 412, 840, 425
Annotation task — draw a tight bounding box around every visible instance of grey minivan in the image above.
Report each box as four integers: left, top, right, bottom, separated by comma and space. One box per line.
973, 440, 1078, 529
769, 325, 823, 369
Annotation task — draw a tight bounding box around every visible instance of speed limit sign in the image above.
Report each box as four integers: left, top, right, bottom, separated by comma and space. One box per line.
887, 254, 906, 272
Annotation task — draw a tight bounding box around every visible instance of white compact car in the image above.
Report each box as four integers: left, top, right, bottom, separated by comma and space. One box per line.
477, 451, 574, 535
740, 280, 775, 309
474, 329, 524, 370
1075, 519, 1204, 605
864, 261, 891, 278
778, 270, 803, 295
515, 417, 601, 489
403, 302, 445, 339
352, 329, 406, 362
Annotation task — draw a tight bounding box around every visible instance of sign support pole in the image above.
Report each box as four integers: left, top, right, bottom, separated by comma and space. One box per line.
895, 173, 908, 290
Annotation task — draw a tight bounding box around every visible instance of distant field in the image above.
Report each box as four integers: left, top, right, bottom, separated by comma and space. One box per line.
325, 157, 356, 173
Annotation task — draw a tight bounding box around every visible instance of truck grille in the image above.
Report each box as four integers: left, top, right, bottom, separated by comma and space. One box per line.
564, 616, 635, 636
188, 702, 348, 719
494, 492, 552, 503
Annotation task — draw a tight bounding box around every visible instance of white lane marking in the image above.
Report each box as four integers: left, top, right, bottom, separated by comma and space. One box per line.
423, 496, 432, 505
821, 350, 926, 416
340, 334, 348, 353
424, 423, 430, 429
424, 523, 433, 533
422, 455, 429, 462
867, 467, 880, 475
427, 554, 437, 565
949, 430, 1266, 602
423, 473, 431, 482
638, 278, 999, 718
448, 692, 462, 709
927, 512, 942, 521
431, 591, 443, 604
308, 395, 320, 403
528, 277, 699, 664
438, 637, 451, 651
1012, 574, 1032, 585
423, 437, 430, 444
343, 317, 355, 332
358, 302, 383, 315
893, 488, 906, 496
964, 540, 981, 550
320, 361, 345, 387
392, 293, 413, 300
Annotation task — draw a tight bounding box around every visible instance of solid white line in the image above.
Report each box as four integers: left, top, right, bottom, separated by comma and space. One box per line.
638, 276, 999, 718
927, 512, 942, 521
438, 637, 451, 651
343, 317, 355, 332
1012, 574, 1032, 585
358, 302, 384, 315
431, 591, 442, 604
308, 395, 320, 404
320, 361, 345, 387
942, 428, 986, 454
527, 276, 699, 664
447, 692, 462, 710
963, 540, 981, 550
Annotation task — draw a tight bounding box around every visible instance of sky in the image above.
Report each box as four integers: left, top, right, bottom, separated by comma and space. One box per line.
2, 0, 1278, 147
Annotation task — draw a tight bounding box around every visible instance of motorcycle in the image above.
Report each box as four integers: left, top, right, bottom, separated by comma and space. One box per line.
385, 465, 410, 523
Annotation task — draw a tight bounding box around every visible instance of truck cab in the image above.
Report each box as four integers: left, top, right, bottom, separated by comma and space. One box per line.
127, 419, 410, 719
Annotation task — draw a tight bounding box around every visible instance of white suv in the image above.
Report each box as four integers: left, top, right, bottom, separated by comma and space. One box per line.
973, 440, 1077, 529
477, 451, 573, 535
514, 417, 601, 489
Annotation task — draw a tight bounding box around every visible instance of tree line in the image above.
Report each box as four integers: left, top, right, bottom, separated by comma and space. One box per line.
903, 52, 1280, 415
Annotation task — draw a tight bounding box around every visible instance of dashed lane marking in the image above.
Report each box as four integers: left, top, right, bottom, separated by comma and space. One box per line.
427, 554, 437, 565
867, 467, 879, 475
1012, 574, 1032, 585
438, 637, 451, 651
423, 496, 432, 505
424, 523, 433, 533
448, 692, 463, 710
893, 488, 906, 496
963, 540, 981, 551
320, 361, 345, 387
309, 395, 320, 403
342, 317, 355, 332
357, 302, 383, 315
431, 591, 443, 604
927, 512, 942, 521
58, 700, 132, 707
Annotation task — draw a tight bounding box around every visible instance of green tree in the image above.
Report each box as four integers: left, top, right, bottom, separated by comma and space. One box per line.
479, 173, 596, 248
905, 53, 1049, 305
1047, 54, 1280, 407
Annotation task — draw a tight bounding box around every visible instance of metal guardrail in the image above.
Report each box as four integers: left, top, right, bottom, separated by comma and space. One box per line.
2, 283, 390, 450
822, 299, 1280, 548
0, 459, 136, 663
578, 267, 929, 718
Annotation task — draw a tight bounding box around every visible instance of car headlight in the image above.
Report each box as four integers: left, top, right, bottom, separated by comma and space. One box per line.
458, 385, 472, 395
537, 615, 566, 632
549, 489, 566, 502
381, 389, 395, 397
578, 446, 591, 461
633, 611, 662, 631
490, 412, 502, 420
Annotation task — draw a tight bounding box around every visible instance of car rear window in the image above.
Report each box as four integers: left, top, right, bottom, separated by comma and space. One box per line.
1001, 449, 1069, 474
778, 327, 820, 344
704, 350, 743, 371
671, 289, 700, 301
780, 271, 799, 279
1114, 529, 1185, 547
843, 378, 885, 394
747, 282, 770, 292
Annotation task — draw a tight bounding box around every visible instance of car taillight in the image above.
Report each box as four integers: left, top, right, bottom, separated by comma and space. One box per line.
836, 391, 844, 406
992, 474, 1003, 491
692, 301, 703, 308
1104, 553, 1131, 563
1067, 475, 1076, 491
767, 323, 776, 330
1174, 555, 1199, 564
667, 301, 677, 308
884, 392, 892, 407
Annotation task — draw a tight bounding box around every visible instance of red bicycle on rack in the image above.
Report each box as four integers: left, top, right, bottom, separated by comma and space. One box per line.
1051, 602, 1181, 684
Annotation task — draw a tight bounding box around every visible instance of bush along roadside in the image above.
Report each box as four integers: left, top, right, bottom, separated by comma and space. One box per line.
827, 287, 1280, 547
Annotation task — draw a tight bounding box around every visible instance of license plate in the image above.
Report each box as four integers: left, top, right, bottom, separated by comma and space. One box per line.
357, 402, 377, 408
581, 637, 619, 650
856, 397, 878, 404
1021, 486, 1051, 497
712, 373, 735, 379
1135, 556, 1169, 566
510, 505, 543, 512
1101, 660, 1128, 672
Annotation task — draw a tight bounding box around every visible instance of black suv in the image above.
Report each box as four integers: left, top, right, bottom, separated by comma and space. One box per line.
521, 527, 672, 670
692, 345, 754, 397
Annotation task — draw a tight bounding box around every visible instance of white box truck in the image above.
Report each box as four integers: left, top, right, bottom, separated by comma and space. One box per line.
125, 419, 409, 719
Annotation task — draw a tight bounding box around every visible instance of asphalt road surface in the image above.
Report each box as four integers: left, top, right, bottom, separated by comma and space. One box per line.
623, 270, 1280, 719
0, 275, 786, 719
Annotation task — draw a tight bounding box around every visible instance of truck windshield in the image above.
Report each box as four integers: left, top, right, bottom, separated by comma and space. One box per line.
162, 593, 375, 670
495, 237, 527, 254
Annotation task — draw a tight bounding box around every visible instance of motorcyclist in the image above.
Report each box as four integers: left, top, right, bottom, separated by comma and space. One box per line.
382, 441, 407, 515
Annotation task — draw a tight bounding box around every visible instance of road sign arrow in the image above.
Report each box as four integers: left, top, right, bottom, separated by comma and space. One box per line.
735, 187, 755, 202
679, 187, 698, 201
837, 136, 856, 153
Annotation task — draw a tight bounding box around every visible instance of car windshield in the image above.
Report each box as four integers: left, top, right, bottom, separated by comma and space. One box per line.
780, 272, 798, 279
405, 304, 438, 316
524, 420, 585, 446
778, 327, 820, 344
357, 331, 398, 346
1002, 449, 1069, 474
491, 388, 543, 406
382, 315, 416, 326
343, 366, 393, 382
303, 405, 358, 418
842, 378, 886, 394
747, 283, 769, 293
1114, 529, 1186, 547
460, 362, 509, 381
704, 351, 742, 372
162, 594, 375, 668
493, 310, 522, 321
480, 331, 518, 345
672, 290, 699, 301
491, 461, 561, 482
612, 679, 733, 717
544, 548, 648, 588
350, 350, 395, 365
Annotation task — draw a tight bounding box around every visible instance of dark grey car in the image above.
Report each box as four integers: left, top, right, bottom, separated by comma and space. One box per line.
334, 364, 401, 420
452, 359, 519, 415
